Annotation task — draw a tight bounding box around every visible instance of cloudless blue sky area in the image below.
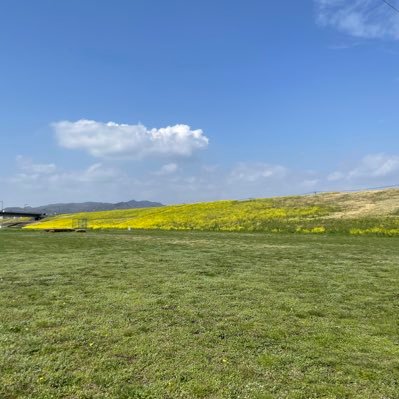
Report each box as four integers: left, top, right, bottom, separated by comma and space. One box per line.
1, 0, 399, 205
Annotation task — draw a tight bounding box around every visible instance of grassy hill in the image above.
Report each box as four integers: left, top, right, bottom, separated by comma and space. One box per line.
25, 188, 399, 235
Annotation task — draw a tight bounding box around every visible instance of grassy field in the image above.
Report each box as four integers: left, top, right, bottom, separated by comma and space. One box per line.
25, 189, 399, 235
1, 229, 398, 398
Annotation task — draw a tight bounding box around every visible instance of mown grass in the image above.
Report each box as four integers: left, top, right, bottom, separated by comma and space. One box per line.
1, 229, 398, 398
25, 189, 399, 235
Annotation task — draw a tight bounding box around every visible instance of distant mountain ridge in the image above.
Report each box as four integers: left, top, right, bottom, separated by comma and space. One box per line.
5, 199, 163, 215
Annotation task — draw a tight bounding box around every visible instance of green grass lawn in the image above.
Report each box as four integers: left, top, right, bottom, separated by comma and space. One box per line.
1, 230, 398, 398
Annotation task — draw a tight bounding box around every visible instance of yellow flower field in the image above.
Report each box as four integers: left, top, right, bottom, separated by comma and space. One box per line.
25, 198, 329, 232
25, 189, 399, 235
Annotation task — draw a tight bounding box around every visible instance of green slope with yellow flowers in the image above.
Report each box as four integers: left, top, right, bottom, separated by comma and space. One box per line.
25, 188, 399, 235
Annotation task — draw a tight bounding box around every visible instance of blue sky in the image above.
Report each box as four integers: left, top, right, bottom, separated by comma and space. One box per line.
1, 0, 399, 206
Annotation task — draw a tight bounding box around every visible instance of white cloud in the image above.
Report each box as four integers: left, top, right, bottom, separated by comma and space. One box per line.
5, 157, 130, 205
328, 154, 399, 181
202, 164, 219, 173
71, 163, 123, 183
16, 155, 57, 175
327, 171, 345, 181
53, 119, 209, 160
301, 179, 320, 188
6, 150, 399, 207
315, 0, 399, 40
152, 163, 179, 176
349, 153, 399, 178
229, 163, 287, 182
10, 157, 123, 187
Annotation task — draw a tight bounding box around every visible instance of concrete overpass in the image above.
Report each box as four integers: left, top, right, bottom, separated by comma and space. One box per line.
1, 211, 46, 220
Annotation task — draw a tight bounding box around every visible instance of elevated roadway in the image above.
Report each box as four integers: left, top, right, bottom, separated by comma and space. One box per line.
1, 211, 46, 220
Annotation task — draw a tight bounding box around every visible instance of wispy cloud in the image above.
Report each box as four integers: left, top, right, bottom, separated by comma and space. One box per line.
5, 152, 399, 206
4, 156, 130, 205
152, 163, 179, 176
328, 153, 399, 181
16, 155, 57, 175
328, 41, 362, 50
10, 158, 123, 187
229, 163, 287, 183
315, 0, 399, 40
53, 120, 209, 160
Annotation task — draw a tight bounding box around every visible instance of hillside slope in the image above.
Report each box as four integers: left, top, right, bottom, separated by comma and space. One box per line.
26, 188, 399, 235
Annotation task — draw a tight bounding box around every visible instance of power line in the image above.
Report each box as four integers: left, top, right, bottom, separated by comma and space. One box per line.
382, 0, 399, 13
